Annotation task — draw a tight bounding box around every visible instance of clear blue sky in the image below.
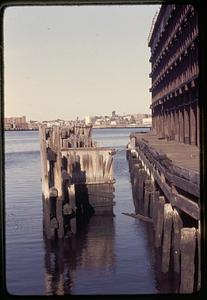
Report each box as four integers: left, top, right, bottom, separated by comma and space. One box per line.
4, 5, 160, 121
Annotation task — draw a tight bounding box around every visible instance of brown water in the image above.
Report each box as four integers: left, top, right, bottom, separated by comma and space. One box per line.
5, 128, 159, 295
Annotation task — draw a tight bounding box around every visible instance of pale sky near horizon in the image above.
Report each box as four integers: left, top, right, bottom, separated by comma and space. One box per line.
4, 5, 160, 121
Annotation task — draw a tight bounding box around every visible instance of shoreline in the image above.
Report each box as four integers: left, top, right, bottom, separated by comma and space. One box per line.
5, 126, 152, 131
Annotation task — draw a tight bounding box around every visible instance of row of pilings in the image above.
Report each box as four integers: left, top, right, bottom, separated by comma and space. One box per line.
39, 124, 116, 240
126, 136, 200, 294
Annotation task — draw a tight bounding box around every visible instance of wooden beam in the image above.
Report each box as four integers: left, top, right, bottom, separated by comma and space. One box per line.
172, 193, 200, 220
172, 174, 199, 197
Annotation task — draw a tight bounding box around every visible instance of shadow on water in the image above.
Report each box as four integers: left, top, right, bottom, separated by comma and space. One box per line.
43, 215, 115, 295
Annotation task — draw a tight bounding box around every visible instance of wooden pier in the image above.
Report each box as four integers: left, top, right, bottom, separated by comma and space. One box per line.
39, 124, 116, 240
127, 131, 200, 293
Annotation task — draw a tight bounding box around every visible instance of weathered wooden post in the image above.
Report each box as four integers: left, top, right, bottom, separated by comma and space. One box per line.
180, 227, 196, 293
143, 179, 152, 217
52, 126, 64, 239
172, 208, 183, 274
151, 189, 160, 228
137, 168, 146, 213
197, 220, 201, 291
39, 125, 51, 239
161, 203, 173, 273
68, 184, 77, 234
39, 125, 49, 199
132, 164, 140, 210
49, 187, 59, 239
155, 196, 165, 248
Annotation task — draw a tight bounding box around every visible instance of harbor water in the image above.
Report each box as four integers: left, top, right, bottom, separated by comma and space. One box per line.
5, 128, 159, 295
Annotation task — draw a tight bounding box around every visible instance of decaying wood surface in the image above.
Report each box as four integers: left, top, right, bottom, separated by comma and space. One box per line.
122, 212, 153, 223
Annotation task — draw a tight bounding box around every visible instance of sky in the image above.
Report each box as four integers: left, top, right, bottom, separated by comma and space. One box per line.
4, 5, 160, 121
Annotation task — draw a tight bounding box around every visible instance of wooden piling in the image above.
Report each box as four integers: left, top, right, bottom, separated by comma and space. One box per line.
40, 125, 116, 239
144, 179, 152, 217
68, 184, 77, 234
39, 125, 49, 199
137, 168, 146, 213
155, 196, 165, 248
52, 126, 62, 197
43, 197, 52, 239
161, 203, 173, 273
172, 208, 183, 274
56, 197, 64, 239
180, 227, 196, 293
197, 221, 201, 291
151, 190, 160, 229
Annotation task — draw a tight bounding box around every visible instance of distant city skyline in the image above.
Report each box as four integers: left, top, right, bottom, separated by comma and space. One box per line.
4, 5, 160, 121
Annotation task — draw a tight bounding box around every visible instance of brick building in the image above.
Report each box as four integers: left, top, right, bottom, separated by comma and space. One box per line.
148, 4, 199, 146
4, 116, 28, 130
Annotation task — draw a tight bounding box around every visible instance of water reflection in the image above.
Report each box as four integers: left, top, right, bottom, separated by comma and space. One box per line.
79, 216, 115, 271
43, 215, 115, 295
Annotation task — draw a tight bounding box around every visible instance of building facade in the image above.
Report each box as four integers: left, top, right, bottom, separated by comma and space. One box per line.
148, 4, 199, 146
4, 116, 28, 130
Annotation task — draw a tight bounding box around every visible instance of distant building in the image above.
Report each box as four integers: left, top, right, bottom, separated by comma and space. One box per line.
148, 5, 199, 145
142, 117, 152, 126
110, 120, 117, 126
112, 110, 116, 118
4, 116, 28, 130
85, 116, 91, 125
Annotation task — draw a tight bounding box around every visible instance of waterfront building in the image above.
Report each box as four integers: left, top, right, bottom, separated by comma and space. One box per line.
148, 4, 199, 145
85, 116, 92, 125
4, 116, 28, 130
142, 117, 152, 127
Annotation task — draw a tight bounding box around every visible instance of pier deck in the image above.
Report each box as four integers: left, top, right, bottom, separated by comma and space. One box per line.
127, 132, 200, 293
132, 132, 199, 172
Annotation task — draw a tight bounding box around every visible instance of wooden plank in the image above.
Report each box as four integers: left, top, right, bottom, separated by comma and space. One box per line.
172, 174, 199, 197
104, 155, 113, 180
172, 193, 200, 220
122, 212, 153, 223
180, 227, 196, 293
155, 196, 165, 248
153, 170, 172, 203
172, 208, 183, 273
172, 164, 199, 184
161, 203, 173, 273
87, 192, 115, 199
